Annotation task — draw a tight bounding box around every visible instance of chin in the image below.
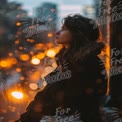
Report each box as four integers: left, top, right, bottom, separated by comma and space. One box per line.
55, 39, 62, 44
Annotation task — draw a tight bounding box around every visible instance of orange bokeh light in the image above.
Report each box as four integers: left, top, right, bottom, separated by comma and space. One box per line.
46, 49, 56, 58
0, 60, 8, 67
20, 54, 30, 61
16, 68, 21, 72
36, 53, 45, 59
16, 22, 21, 26
47, 33, 53, 37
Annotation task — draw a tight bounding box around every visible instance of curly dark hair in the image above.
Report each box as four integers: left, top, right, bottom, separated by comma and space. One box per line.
55, 14, 105, 68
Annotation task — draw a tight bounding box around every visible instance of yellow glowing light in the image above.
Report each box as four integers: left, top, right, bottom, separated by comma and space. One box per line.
47, 33, 53, 37
0, 58, 17, 68
36, 53, 45, 59
31, 57, 40, 65
11, 91, 23, 99
0, 61, 8, 67
16, 22, 21, 26
46, 49, 56, 58
29, 83, 38, 90
20, 54, 30, 61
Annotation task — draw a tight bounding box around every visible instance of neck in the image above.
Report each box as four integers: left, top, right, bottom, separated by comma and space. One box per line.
64, 44, 70, 49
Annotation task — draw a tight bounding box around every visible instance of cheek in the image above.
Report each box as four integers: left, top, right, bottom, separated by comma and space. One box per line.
59, 32, 72, 43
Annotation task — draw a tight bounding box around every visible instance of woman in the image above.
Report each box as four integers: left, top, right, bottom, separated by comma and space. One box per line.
16, 14, 107, 122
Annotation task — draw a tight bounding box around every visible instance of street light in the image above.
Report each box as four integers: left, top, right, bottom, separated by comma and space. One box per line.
11, 91, 23, 99
31, 57, 40, 65
46, 49, 56, 58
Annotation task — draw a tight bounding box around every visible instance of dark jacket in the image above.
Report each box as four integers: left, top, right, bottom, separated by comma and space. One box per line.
16, 54, 107, 122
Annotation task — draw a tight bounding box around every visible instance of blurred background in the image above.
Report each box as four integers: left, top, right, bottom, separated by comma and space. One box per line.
0, 0, 122, 121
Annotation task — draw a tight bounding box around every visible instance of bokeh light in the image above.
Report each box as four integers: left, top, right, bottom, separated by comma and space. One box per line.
46, 49, 56, 58
43, 81, 47, 87
16, 22, 21, 26
0, 60, 8, 67
31, 57, 40, 65
29, 83, 38, 90
47, 33, 53, 37
36, 53, 45, 59
16, 68, 22, 73
11, 91, 24, 99
20, 54, 30, 61
45, 66, 54, 74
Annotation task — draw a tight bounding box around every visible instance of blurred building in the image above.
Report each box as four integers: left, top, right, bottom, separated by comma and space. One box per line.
0, 0, 7, 4
57, 0, 96, 29
31, 2, 57, 43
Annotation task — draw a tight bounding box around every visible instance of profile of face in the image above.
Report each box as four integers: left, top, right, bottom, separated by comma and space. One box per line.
55, 25, 72, 47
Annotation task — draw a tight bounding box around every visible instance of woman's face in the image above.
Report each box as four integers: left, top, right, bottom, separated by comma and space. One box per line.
55, 25, 72, 47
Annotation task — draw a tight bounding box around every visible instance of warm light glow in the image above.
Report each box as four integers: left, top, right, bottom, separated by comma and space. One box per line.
47, 42, 54, 48
31, 57, 40, 65
0, 58, 17, 68
41, 73, 47, 79
16, 68, 21, 72
30, 51, 34, 55
15, 40, 20, 44
20, 54, 30, 61
11, 58, 17, 64
52, 62, 57, 68
43, 81, 47, 87
29, 83, 38, 90
47, 33, 53, 37
45, 66, 54, 74
30, 71, 40, 81
19, 46, 24, 50
11, 91, 23, 99
16, 22, 21, 26
36, 53, 45, 59
8, 53, 13, 56
46, 49, 56, 58
20, 76, 24, 80
0, 61, 8, 67
29, 39, 35, 43
35, 43, 44, 49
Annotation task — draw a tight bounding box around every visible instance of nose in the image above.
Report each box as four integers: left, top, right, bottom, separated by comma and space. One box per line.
55, 30, 60, 35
